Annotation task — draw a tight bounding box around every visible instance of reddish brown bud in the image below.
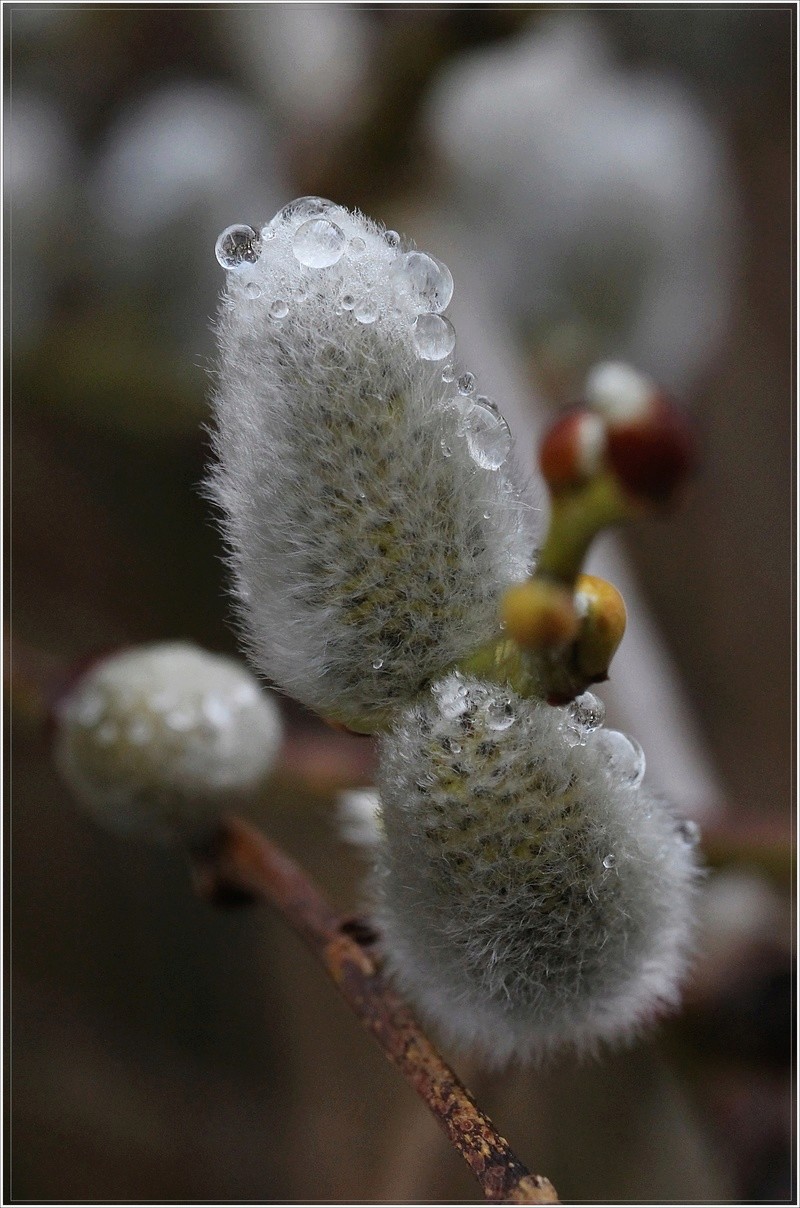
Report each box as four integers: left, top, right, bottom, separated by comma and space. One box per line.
605, 395, 696, 505
539, 407, 606, 491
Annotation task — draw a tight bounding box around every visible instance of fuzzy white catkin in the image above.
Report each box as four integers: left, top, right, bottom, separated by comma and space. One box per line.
54, 642, 283, 841
209, 198, 535, 727
375, 672, 701, 1066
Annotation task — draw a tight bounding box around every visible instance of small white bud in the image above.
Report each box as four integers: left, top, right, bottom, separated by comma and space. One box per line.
375, 673, 700, 1066
209, 199, 535, 728
53, 642, 283, 841
336, 787, 383, 849
584, 361, 656, 423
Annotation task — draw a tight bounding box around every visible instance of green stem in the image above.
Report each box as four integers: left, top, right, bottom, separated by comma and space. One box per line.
536, 474, 632, 585
459, 639, 544, 699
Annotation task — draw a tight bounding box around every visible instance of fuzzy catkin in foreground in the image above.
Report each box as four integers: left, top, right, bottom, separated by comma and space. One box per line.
375, 672, 701, 1066
209, 200, 535, 727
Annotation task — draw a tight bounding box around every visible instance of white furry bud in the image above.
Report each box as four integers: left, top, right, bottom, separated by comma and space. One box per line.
54, 642, 283, 841
375, 672, 700, 1066
336, 787, 383, 849
584, 361, 656, 423
209, 198, 535, 728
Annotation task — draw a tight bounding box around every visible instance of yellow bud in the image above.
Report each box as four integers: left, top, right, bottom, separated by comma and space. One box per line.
573, 574, 627, 680
501, 579, 581, 651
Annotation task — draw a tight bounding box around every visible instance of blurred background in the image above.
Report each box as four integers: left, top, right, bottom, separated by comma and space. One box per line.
5, 4, 794, 1202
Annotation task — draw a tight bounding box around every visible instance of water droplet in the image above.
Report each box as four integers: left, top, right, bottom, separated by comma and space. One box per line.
485, 696, 515, 731
341, 293, 355, 310
293, 217, 346, 268
457, 372, 476, 395
475, 394, 500, 415
440, 439, 452, 458
588, 729, 646, 787
349, 236, 366, 256
561, 721, 584, 748
433, 675, 472, 721
215, 224, 261, 270
569, 691, 606, 732
270, 299, 289, 320
461, 400, 512, 470
372, 658, 384, 670
602, 853, 617, 870
677, 819, 700, 847
354, 297, 378, 324
245, 281, 262, 299
442, 364, 455, 383
270, 196, 336, 230
483, 510, 491, 520
413, 313, 456, 361
384, 229, 400, 249
392, 251, 454, 314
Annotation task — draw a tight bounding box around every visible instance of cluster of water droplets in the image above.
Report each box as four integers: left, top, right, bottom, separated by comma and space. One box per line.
215, 198, 516, 476
432, 670, 474, 722
558, 689, 646, 790
444, 371, 513, 473
430, 673, 518, 734
482, 691, 516, 732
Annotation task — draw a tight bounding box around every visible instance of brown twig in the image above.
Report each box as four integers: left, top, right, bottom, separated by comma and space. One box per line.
190, 816, 559, 1204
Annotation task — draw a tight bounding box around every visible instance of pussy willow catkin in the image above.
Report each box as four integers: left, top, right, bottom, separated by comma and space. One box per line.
210, 198, 700, 1062
208, 199, 535, 731
54, 642, 283, 841
377, 673, 699, 1066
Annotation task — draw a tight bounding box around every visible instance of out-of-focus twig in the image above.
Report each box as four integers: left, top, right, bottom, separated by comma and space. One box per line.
702, 818, 793, 889
190, 816, 559, 1204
